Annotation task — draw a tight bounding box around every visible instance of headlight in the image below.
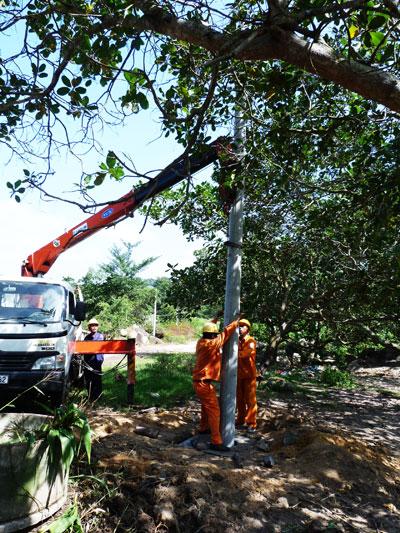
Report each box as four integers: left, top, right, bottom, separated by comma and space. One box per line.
32, 354, 65, 370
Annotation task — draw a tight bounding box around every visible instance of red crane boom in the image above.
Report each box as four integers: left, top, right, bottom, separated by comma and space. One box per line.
21, 139, 226, 277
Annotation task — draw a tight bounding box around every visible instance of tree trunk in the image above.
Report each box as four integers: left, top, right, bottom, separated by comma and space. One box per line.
259, 335, 281, 372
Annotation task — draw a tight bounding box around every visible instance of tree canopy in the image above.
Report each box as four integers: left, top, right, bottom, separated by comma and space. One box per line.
2, 0, 400, 199
78, 241, 157, 335
156, 74, 400, 363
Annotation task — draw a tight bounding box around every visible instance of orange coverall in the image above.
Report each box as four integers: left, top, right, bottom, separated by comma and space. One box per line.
193, 320, 238, 445
236, 334, 258, 428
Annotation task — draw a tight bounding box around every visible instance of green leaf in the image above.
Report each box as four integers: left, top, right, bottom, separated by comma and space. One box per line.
57, 87, 70, 96
370, 31, 385, 47
58, 429, 76, 473
133, 36, 143, 50
94, 172, 106, 186
368, 15, 387, 30
46, 429, 58, 463
61, 75, 71, 87
136, 92, 149, 109
38, 504, 79, 533
106, 152, 116, 168
124, 71, 137, 84
111, 166, 124, 180
81, 421, 92, 463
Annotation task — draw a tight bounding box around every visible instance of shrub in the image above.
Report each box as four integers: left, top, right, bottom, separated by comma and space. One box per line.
319, 367, 354, 388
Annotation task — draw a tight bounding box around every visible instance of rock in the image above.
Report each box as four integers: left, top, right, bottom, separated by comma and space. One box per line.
283, 429, 298, 445
232, 452, 243, 468
266, 376, 295, 392
154, 503, 176, 525
149, 335, 163, 344
257, 439, 272, 452
134, 426, 159, 439
136, 510, 156, 533
263, 455, 275, 467
211, 472, 225, 481
136, 331, 149, 345
274, 496, 289, 508
347, 359, 362, 372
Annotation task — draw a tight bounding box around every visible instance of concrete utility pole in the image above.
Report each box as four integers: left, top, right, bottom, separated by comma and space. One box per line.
220, 111, 245, 447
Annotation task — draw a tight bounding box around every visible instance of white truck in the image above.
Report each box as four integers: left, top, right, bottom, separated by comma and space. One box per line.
0, 277, 86, 406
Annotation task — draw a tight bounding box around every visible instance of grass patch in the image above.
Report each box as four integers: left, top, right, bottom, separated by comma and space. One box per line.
159, 316, 207, 342
103, 353, 157, 371
160, 320, 197, 343
358, 386, 400, 398
259, 366, 355, 397
99, 352, 196, 409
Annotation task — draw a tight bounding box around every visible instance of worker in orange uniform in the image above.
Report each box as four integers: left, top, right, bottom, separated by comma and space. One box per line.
236, 318, 258, 432
193, 311, 245, 452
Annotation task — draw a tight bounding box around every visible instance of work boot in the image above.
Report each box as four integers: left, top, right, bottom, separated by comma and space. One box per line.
209, 443, 231, 452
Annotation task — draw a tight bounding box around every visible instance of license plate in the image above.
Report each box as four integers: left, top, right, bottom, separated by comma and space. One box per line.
0, 375, 9, 384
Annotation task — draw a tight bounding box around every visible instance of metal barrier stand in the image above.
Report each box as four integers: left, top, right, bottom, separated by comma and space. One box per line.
74, 339, 136, 404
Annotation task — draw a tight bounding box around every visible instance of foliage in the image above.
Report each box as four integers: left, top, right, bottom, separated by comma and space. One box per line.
38, 402, 92, 473
162, 88, 400, 363
2, 1, 400, 200
38, 503, 83, 533
0, 401, 92, 484
319, 367, 355, 389
78, 241, 157, 336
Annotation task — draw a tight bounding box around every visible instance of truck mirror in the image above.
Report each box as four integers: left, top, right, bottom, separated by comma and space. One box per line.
74, 301, 86, 322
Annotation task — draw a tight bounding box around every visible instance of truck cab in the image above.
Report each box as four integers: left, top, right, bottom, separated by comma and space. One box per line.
0, 277, 85, 406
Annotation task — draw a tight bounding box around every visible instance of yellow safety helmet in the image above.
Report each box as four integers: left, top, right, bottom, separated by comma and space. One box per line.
202, 322, 219, 334
239, 318, 251, 330
88, 318, 99, 326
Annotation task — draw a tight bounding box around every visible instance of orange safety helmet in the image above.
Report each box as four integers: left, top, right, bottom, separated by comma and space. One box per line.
239, 318, 251, 330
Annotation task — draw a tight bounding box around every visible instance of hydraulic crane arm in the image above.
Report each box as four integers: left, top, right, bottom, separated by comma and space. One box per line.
21, 139, 227, 277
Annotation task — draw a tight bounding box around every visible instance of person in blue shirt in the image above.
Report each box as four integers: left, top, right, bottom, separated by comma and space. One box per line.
84, 318, 104, 401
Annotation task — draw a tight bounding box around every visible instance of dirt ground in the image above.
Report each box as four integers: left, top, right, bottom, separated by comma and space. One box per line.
34, 345, 400, 532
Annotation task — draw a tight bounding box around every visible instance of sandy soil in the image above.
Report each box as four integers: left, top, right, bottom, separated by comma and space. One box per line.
30, 351, 400, 533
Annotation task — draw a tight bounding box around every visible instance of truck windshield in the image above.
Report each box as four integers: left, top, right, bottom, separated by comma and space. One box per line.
0, 282, 65, 323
